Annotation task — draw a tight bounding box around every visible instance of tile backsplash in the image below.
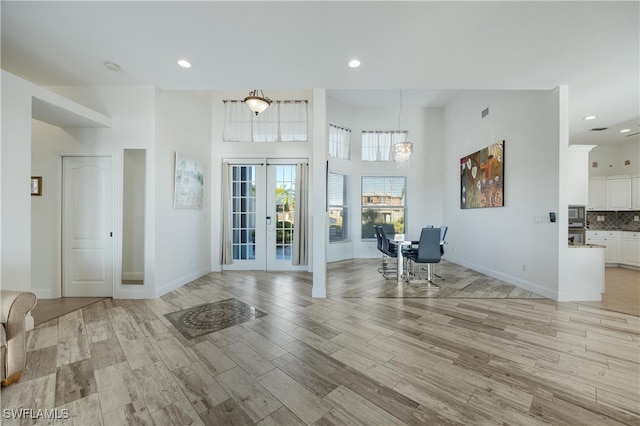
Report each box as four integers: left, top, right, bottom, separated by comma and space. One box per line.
586, 210, 640, 231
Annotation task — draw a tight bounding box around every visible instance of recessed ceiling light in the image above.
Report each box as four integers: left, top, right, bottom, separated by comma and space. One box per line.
619, 128, 631, 133
177, 59, 192, 68
583, 115, 596, 121
104, 61, 120, 72
348, 59, 361, 68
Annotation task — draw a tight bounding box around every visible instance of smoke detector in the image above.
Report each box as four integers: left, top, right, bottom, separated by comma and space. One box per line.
104, 62, 120, 72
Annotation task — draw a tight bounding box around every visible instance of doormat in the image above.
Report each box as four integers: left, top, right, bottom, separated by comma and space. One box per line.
165, 298, 267, 339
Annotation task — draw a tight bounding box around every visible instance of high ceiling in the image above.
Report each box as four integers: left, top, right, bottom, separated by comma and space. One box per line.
2, 1, 638, 146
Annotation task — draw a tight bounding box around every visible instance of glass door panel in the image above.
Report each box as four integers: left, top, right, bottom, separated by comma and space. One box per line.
267, 164, 306, 271
226, 164, 266, 270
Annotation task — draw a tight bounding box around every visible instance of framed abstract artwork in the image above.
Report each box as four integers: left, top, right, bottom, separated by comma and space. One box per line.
460, 141, 504, 209
174, 152, 204, 209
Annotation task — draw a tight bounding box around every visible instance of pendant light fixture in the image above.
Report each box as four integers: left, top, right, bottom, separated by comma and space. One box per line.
394, 89, 413, 168
244, 89, 272, 115
394, 141, 413, 167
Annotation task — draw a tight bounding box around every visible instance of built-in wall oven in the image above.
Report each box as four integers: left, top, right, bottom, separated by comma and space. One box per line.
568, 205, 586, 245
568, 227, 585, 245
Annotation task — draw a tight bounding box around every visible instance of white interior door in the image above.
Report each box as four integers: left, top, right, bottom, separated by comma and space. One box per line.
62, 156, 114, 297
224, 160, 306, 271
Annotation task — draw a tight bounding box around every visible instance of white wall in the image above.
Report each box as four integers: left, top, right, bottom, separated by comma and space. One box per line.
4, 76, 319, 298
1, 72, 34, 292
5, 72, 220, 298
325, 96, 444, 262
442, 90, 561, 299
31, 85, 156, 298
154, 90, 213, 296
589, 140, 640, 176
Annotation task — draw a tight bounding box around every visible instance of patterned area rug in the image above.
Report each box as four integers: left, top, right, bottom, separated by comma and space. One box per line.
165, 298, 267, 339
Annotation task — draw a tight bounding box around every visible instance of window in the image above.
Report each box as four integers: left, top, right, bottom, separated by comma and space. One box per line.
279, 101, 308, 141
328, 173, 349, 243
329, 124, 351, 160
223, 100, 308, 142
361, 130, 408, 161
361, 176, 406, 239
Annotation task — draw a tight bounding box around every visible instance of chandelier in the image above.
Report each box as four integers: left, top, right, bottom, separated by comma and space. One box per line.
244, 89, 272, 115
394, 141, 413, 168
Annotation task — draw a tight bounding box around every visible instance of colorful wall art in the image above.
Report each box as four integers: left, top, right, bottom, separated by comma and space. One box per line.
460, 141, 504, 209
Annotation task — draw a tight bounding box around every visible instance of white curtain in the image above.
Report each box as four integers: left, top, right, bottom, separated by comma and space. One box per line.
329, 124, 351, 160
292, 162, 309, 266
253, 104, 279, 142
220, 162, 233, 265
223, 101, 252, 142
361, 131, 407, 161
280, 101, 308, 141
223, 99, 308, 142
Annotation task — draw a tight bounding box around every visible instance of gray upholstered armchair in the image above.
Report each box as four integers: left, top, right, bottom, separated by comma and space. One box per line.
1, 290, 37, 386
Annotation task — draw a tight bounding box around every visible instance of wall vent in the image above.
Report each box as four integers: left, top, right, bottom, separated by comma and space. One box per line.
481, 107, 489, 118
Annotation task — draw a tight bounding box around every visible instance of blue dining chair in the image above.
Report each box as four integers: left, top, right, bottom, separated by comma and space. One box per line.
405, 227, 442, 288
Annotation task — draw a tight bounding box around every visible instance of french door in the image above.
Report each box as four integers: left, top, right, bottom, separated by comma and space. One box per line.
225, 159, 306, 271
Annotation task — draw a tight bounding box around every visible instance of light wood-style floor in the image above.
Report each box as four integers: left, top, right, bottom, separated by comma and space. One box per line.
581, 267, 640, 317
3, 259, 638, 425
31, 297, 106, 326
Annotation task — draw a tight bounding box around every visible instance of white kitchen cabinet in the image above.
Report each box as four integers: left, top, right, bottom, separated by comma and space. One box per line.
588, 177, 634, 211
586, 231, 618, 263
606, 178, 632, 210
632, 177, 640, 210
620, 232, 640, 267
588, 179, 607, 210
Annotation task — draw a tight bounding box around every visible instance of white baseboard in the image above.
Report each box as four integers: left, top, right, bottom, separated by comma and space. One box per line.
556, 290, 602, 302
155, 266, 211, 298
115, 287, 156, 299
32, 288, 55, 299
444, 255, 558, 300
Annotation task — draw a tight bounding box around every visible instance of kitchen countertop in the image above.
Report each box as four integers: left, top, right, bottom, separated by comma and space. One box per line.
586, 229, 640, 232
568, 243, 605, 248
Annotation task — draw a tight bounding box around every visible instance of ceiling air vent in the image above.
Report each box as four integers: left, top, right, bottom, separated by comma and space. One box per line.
625, 132, 640, 137
590, 127, 608, 131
